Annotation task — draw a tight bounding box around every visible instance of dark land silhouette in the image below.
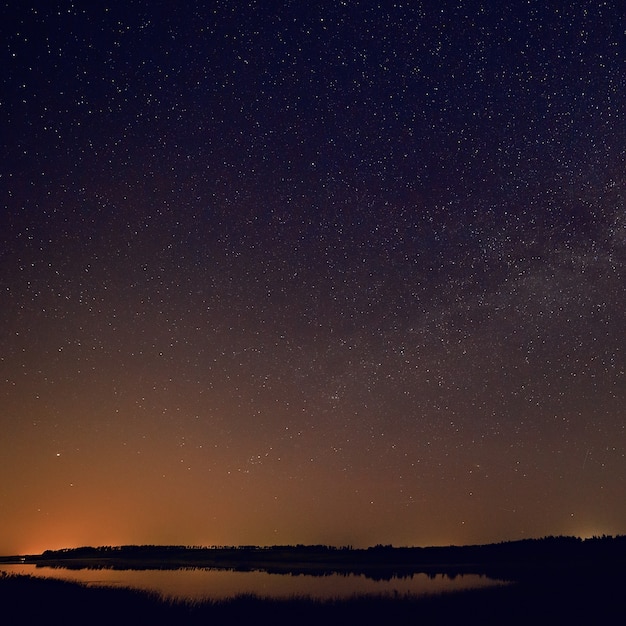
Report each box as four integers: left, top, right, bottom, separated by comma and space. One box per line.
5, 534, 626, 580
1, 536, 625, 625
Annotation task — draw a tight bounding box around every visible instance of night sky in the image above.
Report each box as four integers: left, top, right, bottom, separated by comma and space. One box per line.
1, 1, 625, 556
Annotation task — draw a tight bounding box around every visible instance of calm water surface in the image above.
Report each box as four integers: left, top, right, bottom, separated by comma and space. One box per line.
0, 563, 504, 601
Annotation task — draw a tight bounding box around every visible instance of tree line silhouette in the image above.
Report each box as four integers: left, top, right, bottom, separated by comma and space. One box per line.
19, 535, 625, 582
2, 536, 626, 624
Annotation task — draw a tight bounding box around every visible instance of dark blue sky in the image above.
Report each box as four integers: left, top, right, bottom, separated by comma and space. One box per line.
1, 1, 625, 554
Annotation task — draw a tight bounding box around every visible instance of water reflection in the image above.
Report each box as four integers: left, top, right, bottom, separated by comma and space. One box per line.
0, 564, 503, 601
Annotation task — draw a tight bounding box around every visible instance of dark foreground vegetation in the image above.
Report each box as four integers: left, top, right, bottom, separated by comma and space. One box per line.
2, 537, 625, 624
1, 567, 624, 626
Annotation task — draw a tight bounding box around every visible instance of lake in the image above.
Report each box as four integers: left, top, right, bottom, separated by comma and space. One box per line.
0, 563, 504, 601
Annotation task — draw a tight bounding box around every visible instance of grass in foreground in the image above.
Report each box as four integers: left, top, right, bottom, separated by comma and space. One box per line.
0, 570, 622, 625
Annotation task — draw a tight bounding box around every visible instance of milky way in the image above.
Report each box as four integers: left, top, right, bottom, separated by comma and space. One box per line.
1, 1, 625, 555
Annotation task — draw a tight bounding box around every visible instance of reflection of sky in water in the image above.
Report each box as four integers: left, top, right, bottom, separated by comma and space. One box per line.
0, 565, 503, 600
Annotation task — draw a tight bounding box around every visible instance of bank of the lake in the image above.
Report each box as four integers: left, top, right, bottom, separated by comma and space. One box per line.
2, 537, 624, 624
1, 569, 624, 626
0, 562, 504, 601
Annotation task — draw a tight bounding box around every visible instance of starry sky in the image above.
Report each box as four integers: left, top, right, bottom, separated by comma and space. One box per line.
1, 1, 625, 556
